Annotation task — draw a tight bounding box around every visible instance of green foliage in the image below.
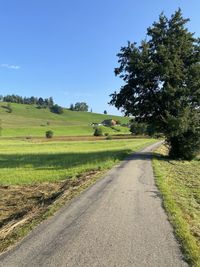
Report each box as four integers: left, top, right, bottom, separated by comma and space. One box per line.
46, 130, 54, 138
146, 124, 156, 137
74, 102, 88, 112
130, 121, 147, 135
2, 94, 54, 108
110, 9, 200, 159
93, 127, 103, 136
69, 104, 74, 111
50, 104, 64, 114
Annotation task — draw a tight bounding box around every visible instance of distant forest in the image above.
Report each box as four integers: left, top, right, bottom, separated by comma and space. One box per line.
0, 94, 54, 108
0, 94, 89, 114
0, 94, 65, 114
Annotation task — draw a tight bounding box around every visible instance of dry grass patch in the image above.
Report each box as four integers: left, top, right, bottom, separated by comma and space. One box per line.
0, 170, 100, 253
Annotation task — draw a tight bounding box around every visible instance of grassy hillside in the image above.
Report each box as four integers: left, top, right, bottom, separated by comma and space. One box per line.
0, 102, 130, 137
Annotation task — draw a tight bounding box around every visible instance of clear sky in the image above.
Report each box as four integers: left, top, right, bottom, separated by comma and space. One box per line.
0, 0, 200, 115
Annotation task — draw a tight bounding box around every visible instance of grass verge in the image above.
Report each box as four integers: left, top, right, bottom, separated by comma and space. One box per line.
153, 146, 200, 267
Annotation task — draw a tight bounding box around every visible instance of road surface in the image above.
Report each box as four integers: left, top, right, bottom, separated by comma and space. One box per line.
0, 142, 188, 267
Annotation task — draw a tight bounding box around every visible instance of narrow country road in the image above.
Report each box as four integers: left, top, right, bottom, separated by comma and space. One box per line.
0, 142, 188, 267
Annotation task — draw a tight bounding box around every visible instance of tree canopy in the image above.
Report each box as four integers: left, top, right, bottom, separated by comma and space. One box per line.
1, 94, 54, 108
110, 9, 200, 159
74, 102, 89, 112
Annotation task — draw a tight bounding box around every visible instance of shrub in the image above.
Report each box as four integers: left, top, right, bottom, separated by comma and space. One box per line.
46, 130, 54, 138
106, 135, 112, 140
93, 127, 103, 136
50, 104, 64, 114
104, 132, 109, 136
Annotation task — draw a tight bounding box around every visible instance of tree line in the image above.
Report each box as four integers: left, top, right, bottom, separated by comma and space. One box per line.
69, 102, 88, 112
0, 95, 91, 114
0, 94, 65, 114
0, 94, 54, 108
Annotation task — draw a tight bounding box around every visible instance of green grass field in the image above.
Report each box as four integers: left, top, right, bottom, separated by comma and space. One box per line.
0, 138, 156, 185
0, 102, 130, 137
153, 147, 200, 267
0, 138, 157, 253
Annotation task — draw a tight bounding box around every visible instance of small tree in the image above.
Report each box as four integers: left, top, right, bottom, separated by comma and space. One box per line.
94, 127, 103, 136
69, 104, 74, 111
104, 110, 107, 114
50, 104, 64, 114
46, 130, 53, 138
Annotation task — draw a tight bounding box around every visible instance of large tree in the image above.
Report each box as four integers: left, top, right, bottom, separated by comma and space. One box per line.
110, 9, 200, 159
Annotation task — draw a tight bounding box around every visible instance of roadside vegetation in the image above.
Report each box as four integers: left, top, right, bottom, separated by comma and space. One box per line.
0, 138, 157, 252
153, 146, 200, 267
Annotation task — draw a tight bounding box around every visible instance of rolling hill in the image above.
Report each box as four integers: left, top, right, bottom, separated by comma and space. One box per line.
0, 102, 130, 137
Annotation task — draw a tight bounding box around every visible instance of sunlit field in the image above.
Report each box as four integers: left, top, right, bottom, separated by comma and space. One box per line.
0, 138, 157, 185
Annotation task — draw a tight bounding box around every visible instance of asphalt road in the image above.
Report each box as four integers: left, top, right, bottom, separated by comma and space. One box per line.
0, 142, 188, 267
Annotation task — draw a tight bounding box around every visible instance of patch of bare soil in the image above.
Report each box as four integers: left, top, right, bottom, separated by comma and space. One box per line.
0, 170, 100, 253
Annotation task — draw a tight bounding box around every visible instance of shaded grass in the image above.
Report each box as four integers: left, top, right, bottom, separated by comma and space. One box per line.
153, 146, 200, 267
0, 139, 156, 185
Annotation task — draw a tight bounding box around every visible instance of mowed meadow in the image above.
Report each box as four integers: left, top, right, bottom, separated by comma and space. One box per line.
0, 138, 156, 185
0, 138, 157, 251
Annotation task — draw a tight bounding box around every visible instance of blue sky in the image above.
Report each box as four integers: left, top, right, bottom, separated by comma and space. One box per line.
0, 0, 200, 115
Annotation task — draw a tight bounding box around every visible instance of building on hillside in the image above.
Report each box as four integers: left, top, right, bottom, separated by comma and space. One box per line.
102, 119, 116, 126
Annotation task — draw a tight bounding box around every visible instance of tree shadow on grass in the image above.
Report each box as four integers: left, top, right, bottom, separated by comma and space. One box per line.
0, 150, 168, 171
0, 150, 132, 170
